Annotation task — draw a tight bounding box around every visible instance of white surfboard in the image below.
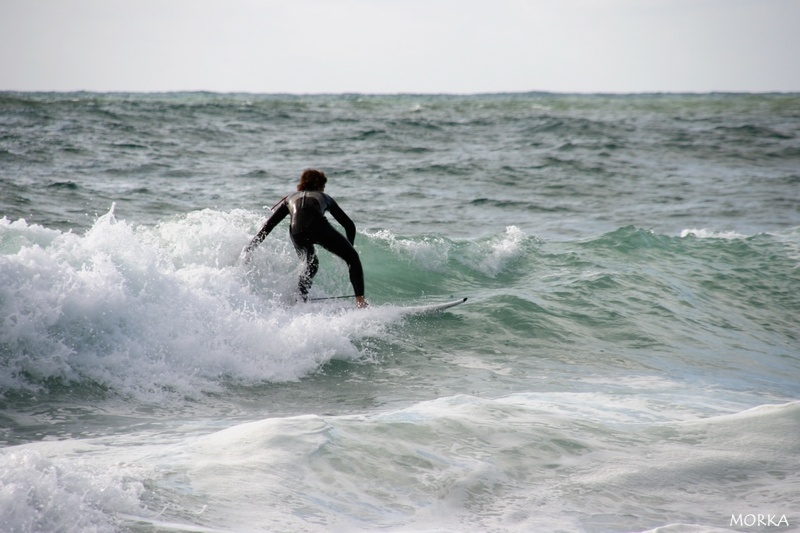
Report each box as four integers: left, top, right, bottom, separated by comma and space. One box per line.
400, 297, 468, 315
306, 296, 468, 314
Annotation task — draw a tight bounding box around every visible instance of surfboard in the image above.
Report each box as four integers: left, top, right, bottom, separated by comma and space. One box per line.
400, 297, 468, 315
306, 296, 467, 314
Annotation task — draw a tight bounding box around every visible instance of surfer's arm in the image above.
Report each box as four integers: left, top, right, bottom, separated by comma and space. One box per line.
244, 203, 289, 253
327, 199, 357, 245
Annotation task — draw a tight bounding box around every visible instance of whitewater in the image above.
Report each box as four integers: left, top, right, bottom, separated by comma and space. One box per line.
1, 92, 799, 532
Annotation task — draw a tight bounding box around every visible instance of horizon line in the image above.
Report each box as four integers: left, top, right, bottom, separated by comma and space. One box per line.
2, 89, 799, 97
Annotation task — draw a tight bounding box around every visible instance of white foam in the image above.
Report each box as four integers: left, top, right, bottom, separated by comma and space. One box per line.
4, 394, 796, 532
0, 445, 151, 533
0, 216, 64, 253
366, 229, 451, 272
132, 395, 800, 532
0, 207, 397, 400
679, 228, 749, 239
458, 225, 528, 277
365, 226, 530, 278
139, 395, 593, 532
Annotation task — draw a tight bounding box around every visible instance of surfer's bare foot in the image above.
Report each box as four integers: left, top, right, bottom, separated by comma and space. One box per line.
356, 296, 368, 308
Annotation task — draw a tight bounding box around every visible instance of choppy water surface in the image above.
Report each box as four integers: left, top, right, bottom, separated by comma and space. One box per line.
1, 92, 799, 532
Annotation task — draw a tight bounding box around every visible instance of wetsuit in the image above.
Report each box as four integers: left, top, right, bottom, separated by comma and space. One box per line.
246, 191, 365, 299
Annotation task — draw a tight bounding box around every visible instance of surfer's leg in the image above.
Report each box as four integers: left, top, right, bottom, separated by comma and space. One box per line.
299, 249, 319, 299
292, 237, 318, 300
317, 227, 365, 298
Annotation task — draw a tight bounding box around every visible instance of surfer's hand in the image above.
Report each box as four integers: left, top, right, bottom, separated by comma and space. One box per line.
356, 296, 368, 308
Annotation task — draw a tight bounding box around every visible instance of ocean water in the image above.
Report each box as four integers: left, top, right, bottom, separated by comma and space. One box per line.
1, 92, 799, 533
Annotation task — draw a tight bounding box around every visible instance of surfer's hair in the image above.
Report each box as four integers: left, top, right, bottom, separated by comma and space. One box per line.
297, 169, 327, 191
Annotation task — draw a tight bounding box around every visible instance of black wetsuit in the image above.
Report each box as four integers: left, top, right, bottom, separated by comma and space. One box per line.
247, 191, 365, 298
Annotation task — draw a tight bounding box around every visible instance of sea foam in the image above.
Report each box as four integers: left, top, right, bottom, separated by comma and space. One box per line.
103, 395, 800, 532
0, 207, 394, 401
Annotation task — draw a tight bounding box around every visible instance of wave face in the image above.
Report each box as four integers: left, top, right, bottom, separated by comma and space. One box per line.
1, 92, 799, 532
3, 211, 797, 404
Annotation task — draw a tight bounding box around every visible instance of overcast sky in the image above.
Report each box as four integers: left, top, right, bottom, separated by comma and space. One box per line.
1, 0, 799, 94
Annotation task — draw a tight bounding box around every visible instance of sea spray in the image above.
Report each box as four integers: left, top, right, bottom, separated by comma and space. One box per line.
0, 207, 398, 401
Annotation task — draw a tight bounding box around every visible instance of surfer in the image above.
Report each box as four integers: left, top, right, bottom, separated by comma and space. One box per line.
243, 169, 368, 308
